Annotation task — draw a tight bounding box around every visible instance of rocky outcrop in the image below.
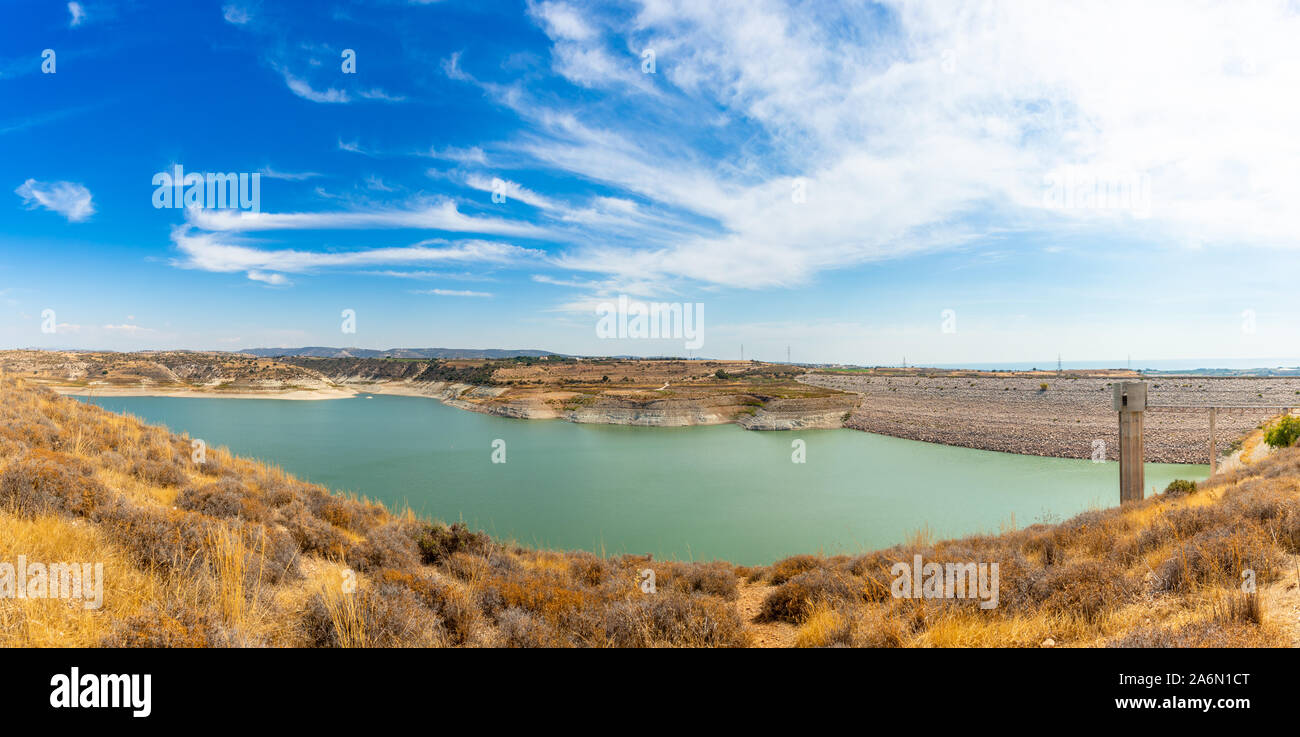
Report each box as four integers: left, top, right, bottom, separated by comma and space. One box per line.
736, 397, 859, 430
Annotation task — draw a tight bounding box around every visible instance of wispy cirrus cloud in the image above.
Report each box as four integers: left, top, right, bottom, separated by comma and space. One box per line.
184, 199, 548, 237
102, 323, 156, 335
67, 2, 86, 27
170, 227, 542, 280
15, 179, 94, 222
258, 166, 321, 180
463, 173, 557, 210
358, 88, 406, 102
278, 66, 350, 103
412, 288, 493, 297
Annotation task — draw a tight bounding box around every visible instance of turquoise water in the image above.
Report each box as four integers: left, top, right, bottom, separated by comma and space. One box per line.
79, 395, 1207, 565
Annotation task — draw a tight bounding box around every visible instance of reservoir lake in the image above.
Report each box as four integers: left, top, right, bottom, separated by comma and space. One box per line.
80, 394, 1207, 565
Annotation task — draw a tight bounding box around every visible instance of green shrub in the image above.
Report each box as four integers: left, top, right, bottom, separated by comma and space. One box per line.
414, 522, 492, 566
1264, 416, 1300, 448
1163, 479, 1198, 497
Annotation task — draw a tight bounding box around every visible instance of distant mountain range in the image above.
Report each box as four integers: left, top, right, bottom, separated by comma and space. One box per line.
238, 347, 563, 359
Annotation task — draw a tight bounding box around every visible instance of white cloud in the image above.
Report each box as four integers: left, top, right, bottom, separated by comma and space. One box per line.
258, 166, 321, 180
247, 270, 291, 285
103, 324, 156, 335
365, 175, 395, 192
412, 289, 494, 297
358, 88, 406, 102
67, 2, 85, 27
184, 199, 548, 237
222, 4, 250, 25
15, 179, 94, 222
442, 52, 472, 82
278, 67, 350, 103
463, 173, 557, 210
529, 1, 596, 41
171, 226, 543, 274
424, 145, 488, 165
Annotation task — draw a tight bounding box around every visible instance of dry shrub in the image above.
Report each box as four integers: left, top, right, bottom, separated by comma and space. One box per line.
603, 593, 749, 647
346, 520, 421, 572
101, 605, 228, 648
1034, 560, 1133, 621
846, 552, 904, 601
490, 572, 595, 625
768, 554, 820, 584
1115, 506, 1224, 562
1155, 526, 1279, 593
1108, 619, 1272, 648
304, 582, 445, 648
414, 522, 493, 565
374, 568, 480, 645
1021, 532, 1066, 566
1048, 508, 1125, 556
759, 568, 861, 624
176, 479, 267, 522
649, 560, 739, 600
0, 457, 118, 519
568, 551, 610, 587
496, 607, 564, 648
129, 458, 187, 487
301, 487, 380, 533
276, 500, 350, 558
444, 551, 491, 583
98, 501, 298, 584
235, 521, 299, 584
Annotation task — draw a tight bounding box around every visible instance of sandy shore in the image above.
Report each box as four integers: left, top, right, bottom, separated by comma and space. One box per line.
50, 385, 360, 401
802, 372, 1299, 464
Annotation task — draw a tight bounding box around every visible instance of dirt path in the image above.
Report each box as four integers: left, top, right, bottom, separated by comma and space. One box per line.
736, 582, 797, 648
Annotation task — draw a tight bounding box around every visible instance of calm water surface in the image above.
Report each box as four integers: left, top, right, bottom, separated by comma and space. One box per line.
80, 394, 1207, 565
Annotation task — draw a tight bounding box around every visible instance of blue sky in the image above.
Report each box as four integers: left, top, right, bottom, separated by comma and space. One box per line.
3, 0, 1300, 366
